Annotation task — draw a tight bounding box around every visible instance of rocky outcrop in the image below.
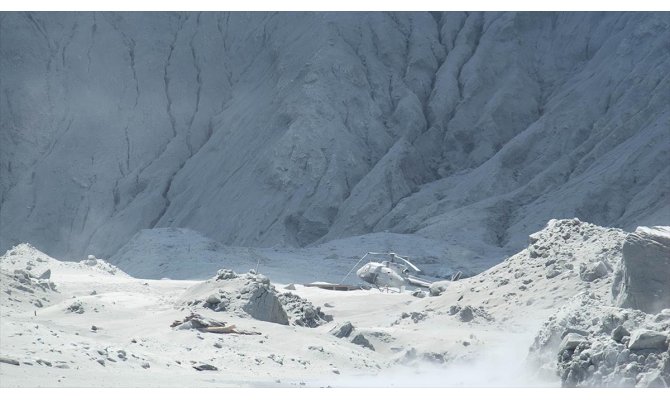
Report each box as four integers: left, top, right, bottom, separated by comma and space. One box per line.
531, 292, 670, 388
277, 292, 331, 327
241, 283, 289, 325
330, 322, 354, 338
179, 270, 334, 327
614, 227, 670, 314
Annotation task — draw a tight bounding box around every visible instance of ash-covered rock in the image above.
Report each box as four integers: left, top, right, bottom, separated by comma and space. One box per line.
215, 269, 237, 280
443, 304, 493, 323
579, 260, 610, 282
351, 333, 375, 351
627, 329, 668, 351
179, 270, 288, 325
330, 321, 354, 338
66, 300, 84, 314
277, 292, 331, 327
170, 313, 227, 330
428, 281, 450, 296
5, 268, 57, 294
459, 306, 475, 322
1, 263, 58, 312
179, 270, 330, 327
613, 226, 670, 314
80, 254, 122, 275
241, 278, 288, 325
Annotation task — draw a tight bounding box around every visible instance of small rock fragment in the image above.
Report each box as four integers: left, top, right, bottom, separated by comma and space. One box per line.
330, 322, 354, 338
559, 333, 588, 353
579, 261, 608, 282
193, 363, 218, 371
0, 357, 20, 366
459, 306, 474, 322
351, 333, 375, 350
611, 325, 630, 343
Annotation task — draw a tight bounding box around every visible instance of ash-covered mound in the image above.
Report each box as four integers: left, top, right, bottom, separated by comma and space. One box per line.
429, 219, 626, 324
531, 294, 669, 387
0, 244, 59, 312
528, 224, 670, 387
178, 269, 331, 327
0, 268, 57, 311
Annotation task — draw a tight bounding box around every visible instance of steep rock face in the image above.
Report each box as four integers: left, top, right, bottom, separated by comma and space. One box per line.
1, 12, 669, 261
614, 226, 670, 314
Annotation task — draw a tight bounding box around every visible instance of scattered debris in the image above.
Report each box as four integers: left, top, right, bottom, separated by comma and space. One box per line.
0, 356, 20, 366
170, 313, 261, 335
66, 301, 84, 314
351, 333, 375, 351
193, 363, 218, 371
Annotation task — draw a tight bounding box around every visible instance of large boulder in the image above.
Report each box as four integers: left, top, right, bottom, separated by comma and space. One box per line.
351, 333, 375, 351
241, 283, 289, 325
613, 226, 670, 313
628, 329, 668, 351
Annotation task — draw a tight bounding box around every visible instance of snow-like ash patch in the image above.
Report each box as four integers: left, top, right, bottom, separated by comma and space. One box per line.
178, 269, 331, 327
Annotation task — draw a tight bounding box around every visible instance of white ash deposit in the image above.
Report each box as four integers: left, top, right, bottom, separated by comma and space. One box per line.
1, 219, 668, 387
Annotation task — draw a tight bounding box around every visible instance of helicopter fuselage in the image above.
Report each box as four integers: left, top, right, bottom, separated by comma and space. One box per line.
356, 261, 407, 288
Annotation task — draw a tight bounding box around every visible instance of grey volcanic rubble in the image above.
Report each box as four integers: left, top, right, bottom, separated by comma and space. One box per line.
529, 226, 670, 387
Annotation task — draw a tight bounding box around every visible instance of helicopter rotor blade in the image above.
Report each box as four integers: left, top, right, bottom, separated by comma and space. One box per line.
339, 252, 372, 284
395, 255, 421, 273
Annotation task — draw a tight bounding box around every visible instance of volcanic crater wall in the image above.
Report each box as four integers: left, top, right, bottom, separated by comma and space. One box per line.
1, 12, 669, 260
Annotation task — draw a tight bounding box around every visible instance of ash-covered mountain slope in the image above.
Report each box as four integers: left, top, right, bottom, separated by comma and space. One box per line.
1, 12, 669, 260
